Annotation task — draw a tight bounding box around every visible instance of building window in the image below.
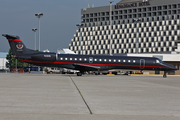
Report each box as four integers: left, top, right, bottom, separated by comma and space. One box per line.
162, 16, 165, 20
153, 7, 156, 11
169, 42, 172, 46
175, 31, 177, 35
163, 32, 166, 36
149, 43, 151, 47
152, 38, 154, 42
164, 42, 166, 46
161, 37, 163, 41
158, 6, 162, 10
169, 21, 171, 25
163, 5, 167, 9
178, 15, 180, 19
169, 31, 172, 35
152, 17, 154, 21
157, 27, 159, 31
149, 33, 151, 36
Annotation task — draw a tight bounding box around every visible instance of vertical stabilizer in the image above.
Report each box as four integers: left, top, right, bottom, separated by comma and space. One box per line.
2, 34, 38, 57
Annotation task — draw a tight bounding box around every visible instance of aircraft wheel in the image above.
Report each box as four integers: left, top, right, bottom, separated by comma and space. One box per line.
163, 71, 167, 78
77, 72, 82, 76
163, 74, 167, 78
95, 72, 100, 75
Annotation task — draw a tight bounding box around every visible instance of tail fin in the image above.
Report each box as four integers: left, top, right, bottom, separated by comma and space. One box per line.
2, 34, 39, 57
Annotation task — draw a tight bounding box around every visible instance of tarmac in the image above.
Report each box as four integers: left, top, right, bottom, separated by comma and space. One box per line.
0, 73, 180, 120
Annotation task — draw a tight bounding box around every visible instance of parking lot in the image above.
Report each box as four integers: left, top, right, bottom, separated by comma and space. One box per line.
0, 73, 180, 120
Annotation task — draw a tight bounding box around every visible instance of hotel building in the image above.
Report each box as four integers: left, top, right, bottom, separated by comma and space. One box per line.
69, 0, 180, 55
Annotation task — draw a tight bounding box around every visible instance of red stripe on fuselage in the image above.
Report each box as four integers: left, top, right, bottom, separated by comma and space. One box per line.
8, 39, 22, 42
18, 59, 172, 69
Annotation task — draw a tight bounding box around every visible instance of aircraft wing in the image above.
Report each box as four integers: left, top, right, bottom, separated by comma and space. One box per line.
72, 63, 100, 71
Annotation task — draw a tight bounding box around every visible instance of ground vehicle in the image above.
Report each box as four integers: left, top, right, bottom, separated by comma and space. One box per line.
24, 66, 43, 72
62, 68, 78, 74
46, 67, 61, 74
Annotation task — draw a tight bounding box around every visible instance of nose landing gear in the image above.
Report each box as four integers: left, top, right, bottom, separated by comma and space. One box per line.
163, 71, 167, 78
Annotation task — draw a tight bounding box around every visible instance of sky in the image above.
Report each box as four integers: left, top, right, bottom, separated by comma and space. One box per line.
0, 0, 119, 52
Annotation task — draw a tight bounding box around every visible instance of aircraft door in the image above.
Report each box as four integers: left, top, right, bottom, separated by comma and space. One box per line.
140, 59, 145, 69
89, 57, 93, 63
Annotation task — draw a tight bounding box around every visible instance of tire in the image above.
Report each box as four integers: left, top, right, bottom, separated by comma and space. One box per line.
77, 72, 82, 76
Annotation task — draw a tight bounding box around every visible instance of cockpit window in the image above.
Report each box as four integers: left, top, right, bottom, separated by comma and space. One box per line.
156, 60, 160, 63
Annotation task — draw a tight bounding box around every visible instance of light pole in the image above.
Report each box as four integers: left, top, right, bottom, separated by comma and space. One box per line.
109, 0, 114, 56
35, 13, 43, 51
32, 28, 37, 50
76, 24, 83, 54
133, 18, 141, 53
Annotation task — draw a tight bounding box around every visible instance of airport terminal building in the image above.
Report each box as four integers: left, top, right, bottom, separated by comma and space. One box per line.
69, 0, 180, 55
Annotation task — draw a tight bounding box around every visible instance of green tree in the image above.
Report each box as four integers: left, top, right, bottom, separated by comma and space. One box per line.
6, 49, 27, 69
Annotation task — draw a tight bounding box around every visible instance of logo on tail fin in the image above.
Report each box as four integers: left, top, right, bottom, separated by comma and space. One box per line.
16, 44, 24, 50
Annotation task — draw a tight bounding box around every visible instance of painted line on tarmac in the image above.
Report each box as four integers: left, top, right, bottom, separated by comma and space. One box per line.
69, 76, 93, 114
131, 74, 180, 77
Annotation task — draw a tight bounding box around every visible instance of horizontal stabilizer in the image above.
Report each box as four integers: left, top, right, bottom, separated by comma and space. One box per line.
2, 34, 20, 39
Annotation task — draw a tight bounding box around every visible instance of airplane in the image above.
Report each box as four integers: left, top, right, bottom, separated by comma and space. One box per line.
2, 34, 177, 77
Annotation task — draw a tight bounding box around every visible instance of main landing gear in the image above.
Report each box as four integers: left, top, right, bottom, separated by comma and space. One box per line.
77, 72, 84, 76
163, 71, 167, 78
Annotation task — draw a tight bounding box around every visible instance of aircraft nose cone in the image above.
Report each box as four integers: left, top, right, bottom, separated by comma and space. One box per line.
173, 66, 178, 70
170, 65, 178, 70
